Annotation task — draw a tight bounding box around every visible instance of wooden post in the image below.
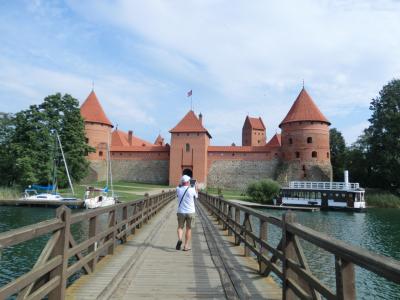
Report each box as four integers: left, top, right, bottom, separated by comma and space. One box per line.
335, 256, 356, 300
131, 203, 137, 234
244, 213, 252, 257
108, 209, 116, 255
144, 193, 149, 224
122, 206, 128, 243
227, 205, 233, 236
88, 215, 98, 271
259, 219, 268, 274
48, 205, 71, 300
234, 207, 241, 245
282, 211, 297, 300
222, 201, 227, 230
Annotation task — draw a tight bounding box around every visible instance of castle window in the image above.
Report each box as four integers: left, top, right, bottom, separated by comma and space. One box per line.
289, 138, 293, 145
312, 151, 317, 158
302, 165, 306, 171
295, 152, 300, 158
327, 152, 330, 158
307, 137, 313, 144
232, 153, 235, 156
187, 133, 190, 136
186, 143, 190, 152
85, 138, 89, 143
99, 151, 103, 157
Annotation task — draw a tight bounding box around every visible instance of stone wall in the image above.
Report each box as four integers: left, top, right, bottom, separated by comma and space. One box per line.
275, 161, 332, 186
207, 159, 280, 190
111, 160, 169, 184
86, 160, 169, 184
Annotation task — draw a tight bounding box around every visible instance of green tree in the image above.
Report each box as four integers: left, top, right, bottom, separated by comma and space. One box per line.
366, 79, 400, 192
7, 93, 93, 188
0, 113, 16, 186
329, 128, 347, 181
346, 132, 371, 188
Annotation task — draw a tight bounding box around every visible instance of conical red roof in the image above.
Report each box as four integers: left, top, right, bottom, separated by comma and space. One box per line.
279, 88, 330, 127
80, 91, 113, 127
170, 111, 211, 138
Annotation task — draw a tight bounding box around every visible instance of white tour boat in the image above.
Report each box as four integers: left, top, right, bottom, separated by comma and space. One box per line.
277, 171, 366, 212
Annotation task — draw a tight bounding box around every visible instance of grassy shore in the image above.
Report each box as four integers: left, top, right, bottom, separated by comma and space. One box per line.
205, 187, 251, 201
0, 181, 170, 202
365, 189, 400, 208
0, 187, 20, 200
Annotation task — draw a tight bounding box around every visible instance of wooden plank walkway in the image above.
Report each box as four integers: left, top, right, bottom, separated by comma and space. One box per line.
66, 200, 281, 299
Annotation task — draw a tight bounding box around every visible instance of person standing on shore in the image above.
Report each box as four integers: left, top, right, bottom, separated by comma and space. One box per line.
176, 175, 197, 251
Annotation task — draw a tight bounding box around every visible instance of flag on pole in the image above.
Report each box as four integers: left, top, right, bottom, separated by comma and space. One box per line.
187, 89, 192, 97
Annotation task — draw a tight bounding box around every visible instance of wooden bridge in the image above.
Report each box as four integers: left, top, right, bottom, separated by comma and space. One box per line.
1, 191, 400, 299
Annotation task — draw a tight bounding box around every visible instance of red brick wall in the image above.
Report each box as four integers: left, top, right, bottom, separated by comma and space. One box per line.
84, 122, 113, 160
169, 132, 209, 186
280, 121, 330, 163
110, 151, 169, 160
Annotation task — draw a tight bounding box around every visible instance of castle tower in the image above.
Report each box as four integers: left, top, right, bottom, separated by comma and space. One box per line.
279, 88, 332, 182
242, 116, 266, 146
169, 111, 211, 187
80, 90, 113, 160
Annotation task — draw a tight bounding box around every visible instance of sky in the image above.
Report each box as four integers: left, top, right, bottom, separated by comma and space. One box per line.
1, 0, 400, 146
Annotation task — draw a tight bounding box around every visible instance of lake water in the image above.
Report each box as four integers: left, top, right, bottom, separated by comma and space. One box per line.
1, 206, 400, 299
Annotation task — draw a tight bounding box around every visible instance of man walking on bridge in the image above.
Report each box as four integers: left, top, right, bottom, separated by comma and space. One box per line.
176, 175, 197, 251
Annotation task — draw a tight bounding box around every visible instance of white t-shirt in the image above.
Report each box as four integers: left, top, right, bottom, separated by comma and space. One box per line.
176, 185, 198, 214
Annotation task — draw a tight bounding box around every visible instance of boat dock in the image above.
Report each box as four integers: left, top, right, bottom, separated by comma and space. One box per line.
228, 199, 320, 211
0, 199, 85, 208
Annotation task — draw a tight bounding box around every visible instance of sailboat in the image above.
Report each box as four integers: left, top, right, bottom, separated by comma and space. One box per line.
22, 130, 77, 201
84, 134, 116, 208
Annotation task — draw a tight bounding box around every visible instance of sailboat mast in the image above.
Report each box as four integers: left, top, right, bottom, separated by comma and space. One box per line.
107, 132, 114, 197
56, 131, 75, 195
53, 135, 58, 194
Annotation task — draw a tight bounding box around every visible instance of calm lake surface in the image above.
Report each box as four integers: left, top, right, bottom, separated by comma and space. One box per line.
1, 206, 400, 299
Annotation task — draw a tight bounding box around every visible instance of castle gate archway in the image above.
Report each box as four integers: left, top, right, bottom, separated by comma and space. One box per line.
182, 168, 193, 178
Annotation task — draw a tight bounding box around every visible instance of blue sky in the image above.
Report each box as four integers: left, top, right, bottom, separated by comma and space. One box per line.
1, 0, 400, 145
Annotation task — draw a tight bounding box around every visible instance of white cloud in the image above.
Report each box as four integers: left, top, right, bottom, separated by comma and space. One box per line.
67, 1, 400, 113
2, 0, 400, 145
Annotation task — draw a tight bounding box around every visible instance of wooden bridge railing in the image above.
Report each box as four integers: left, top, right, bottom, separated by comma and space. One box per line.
0, 190, 175, 300
199, 192, 400, 300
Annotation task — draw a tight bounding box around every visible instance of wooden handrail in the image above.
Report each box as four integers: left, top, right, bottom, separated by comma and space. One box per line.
0, 219, 64, 248
199, 191, 400, 300
0, 190, 176, 300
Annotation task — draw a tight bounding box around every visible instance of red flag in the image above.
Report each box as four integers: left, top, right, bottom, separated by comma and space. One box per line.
187, 90, 192, 97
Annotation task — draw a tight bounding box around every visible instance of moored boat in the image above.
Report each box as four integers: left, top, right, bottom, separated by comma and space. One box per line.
84, 186, 116, 209
21, 131, 77, 202
277, 171, 366, 212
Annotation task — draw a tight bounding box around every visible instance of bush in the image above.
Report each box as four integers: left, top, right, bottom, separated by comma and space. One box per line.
246, 179, 281, 204
366, 191, 400, 208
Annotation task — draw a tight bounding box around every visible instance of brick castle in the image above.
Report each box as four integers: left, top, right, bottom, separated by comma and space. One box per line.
80, 88, 332, 188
